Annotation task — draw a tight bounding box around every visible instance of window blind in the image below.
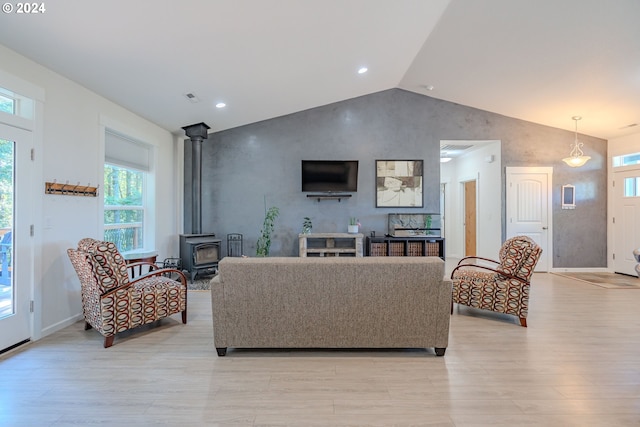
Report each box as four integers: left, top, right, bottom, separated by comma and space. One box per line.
105, 130, 151, 172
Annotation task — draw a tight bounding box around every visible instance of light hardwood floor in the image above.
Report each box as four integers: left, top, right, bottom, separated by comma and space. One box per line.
2, 271, 640, 426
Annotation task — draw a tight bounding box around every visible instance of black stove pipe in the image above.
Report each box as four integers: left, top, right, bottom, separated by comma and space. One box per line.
181, 122, 210, 234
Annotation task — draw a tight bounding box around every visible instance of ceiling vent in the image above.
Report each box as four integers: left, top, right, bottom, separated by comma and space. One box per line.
440, 144, 474, 152
619, 123, 638, 129
184, 92, 200, 103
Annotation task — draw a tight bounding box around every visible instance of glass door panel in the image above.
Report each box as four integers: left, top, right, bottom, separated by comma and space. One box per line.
0, 139, 13, 319
0, 124, 31, 352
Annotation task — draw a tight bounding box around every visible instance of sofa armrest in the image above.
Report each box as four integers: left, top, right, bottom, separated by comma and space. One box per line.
210, 275, 228, 348
451, 263, 528, 284
434, 277, 452, 348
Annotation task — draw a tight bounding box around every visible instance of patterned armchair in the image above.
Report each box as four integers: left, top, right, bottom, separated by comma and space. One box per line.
67, 238, 188, 347
450, 236, 542, 327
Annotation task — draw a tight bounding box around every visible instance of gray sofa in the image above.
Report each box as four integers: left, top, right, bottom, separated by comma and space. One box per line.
210, 256, 452, 356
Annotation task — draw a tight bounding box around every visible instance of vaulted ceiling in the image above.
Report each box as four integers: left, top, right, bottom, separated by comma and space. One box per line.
1, 0, 638, 139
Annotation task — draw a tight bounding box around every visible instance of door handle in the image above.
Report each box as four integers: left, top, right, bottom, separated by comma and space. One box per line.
542, 227, 548, 230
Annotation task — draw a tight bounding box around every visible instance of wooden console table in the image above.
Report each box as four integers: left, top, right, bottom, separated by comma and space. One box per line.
299, 233, 364, 257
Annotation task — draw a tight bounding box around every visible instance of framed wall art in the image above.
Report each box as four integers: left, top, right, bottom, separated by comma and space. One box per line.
375, 160, 423, 207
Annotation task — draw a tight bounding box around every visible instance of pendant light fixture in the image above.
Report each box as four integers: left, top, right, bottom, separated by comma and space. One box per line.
562, 116, 591, 167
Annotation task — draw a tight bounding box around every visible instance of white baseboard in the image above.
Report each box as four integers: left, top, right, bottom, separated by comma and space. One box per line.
40, 313, 83, 338
549, 267, 611, 273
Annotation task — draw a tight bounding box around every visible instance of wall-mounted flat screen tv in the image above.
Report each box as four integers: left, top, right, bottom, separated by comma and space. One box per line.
301, 160, 358, 192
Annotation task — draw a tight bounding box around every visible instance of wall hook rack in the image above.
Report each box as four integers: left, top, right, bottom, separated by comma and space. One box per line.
45, 180, 99, 197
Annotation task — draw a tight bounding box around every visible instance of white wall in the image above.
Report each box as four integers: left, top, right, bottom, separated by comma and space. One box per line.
608, 132, 640, 157
0, 44, 180, 339
440, 141, 501, 259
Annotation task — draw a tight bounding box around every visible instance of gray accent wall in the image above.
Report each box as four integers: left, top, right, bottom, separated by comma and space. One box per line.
184, 88, 607, 267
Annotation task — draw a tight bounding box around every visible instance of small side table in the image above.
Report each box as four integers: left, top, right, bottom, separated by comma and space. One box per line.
123, 251, 158, 278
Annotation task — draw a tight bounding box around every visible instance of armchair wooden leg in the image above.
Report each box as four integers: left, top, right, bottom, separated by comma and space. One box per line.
84, 322, 92, 330
519, 317, 527, 327
182, 309, 187, 324
450, 300, 454, 314
104, 335, 115, 348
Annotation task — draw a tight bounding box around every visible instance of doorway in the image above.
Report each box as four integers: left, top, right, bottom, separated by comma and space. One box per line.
440, 140, 501, 260
440, 183, 446, 238
0, 123, 32, 352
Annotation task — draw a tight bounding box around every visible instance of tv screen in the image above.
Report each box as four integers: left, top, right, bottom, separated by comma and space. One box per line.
301, 160, 358, 192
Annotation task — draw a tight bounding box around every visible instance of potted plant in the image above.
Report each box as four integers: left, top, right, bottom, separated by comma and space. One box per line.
302, 217, 312, 234
348, 217, 361, 234
256, 206, 279, 257
424, 214, 432, 235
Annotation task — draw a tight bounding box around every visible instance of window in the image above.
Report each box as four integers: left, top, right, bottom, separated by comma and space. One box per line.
103, 130, 152, 253
624, 176, 640, 197
613, 152, 640, 167
0, 94, 15, 114
104, 164, 145, 252
0, 87, 33, 119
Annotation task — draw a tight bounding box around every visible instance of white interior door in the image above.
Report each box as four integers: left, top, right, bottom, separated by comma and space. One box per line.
0, 123, 32, 352
613, 168, 640, 275
506, 167, 552, 272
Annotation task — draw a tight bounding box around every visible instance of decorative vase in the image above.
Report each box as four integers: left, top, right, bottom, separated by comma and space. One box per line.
348, 225, 359, 234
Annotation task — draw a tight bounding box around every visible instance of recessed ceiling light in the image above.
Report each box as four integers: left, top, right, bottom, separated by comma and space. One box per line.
216, 102, 226, 108
357, 67, 368, 74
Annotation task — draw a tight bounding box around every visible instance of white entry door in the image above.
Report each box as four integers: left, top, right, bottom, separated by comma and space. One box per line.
613, 168, 640, 275
506, 167, 552, 272
0, 123, 32, 352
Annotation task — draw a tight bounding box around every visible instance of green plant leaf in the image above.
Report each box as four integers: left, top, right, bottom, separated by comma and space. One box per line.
256, 206, 279, 256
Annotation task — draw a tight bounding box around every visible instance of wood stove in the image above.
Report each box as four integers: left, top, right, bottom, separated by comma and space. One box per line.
181, 122, 219, 282
180, 234, 221, 282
